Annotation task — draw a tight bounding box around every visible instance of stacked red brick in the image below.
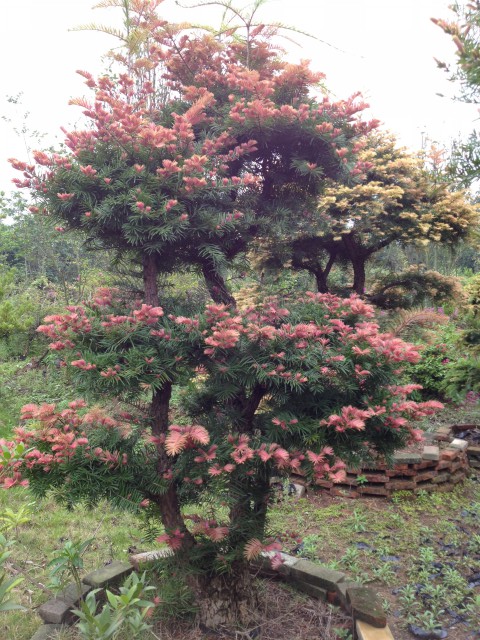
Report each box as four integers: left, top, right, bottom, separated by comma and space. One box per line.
315, 434, 471, 498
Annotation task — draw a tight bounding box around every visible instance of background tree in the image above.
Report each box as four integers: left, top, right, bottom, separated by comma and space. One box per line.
433, 2, 480, 188
263, 132, 478, 300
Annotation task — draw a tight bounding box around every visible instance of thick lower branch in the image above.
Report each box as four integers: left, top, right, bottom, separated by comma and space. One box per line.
142, 254, 192, 545
241, 384, 266, 431
342, 235, 367, 295
150, 384, 194, 546
291, 252, 336, 293
201, 263, 236, 306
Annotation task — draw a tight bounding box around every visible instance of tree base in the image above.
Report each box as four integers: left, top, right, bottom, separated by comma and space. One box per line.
191, 563, 259, 630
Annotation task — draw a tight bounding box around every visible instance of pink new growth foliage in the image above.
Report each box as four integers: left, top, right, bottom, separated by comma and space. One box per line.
0, 289, 442, 566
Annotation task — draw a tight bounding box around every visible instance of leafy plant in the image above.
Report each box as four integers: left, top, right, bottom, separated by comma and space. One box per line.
48, 538, 93, 599
468, 533, 480, 554
371, 562, 396, 585
340, 546, 360, 571
332, 628, 352, 640
398, 584, 419, 615
418, 546, 435, 565
405, 338, 456, 398
347, 509, 367, 533
413, 609, 443, 633
0, 534, 26, 612
73, 572, 156, 640
0, 502, 35, 536
297, 534, 321, 560
74, 591, 123, 640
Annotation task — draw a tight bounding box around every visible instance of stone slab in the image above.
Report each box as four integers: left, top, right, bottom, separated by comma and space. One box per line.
469, 458, 480, 469
336, 580, 362, 607
389, 479, 416, 491
332, 488, 359, 498
414, 482, 436, 492
435, 426, 451, 435
31, 625, 65, 640
435, 482, 454, 492
292, 482, 306, 498
391, 463, 408, 471
451, 459, 466, 473
392, 452, 422, 464
385, 468, 416, 477
38, 598, 75, 625
82, 560, 133, 589
434, 433, 451, 442
289, 560, 346, 591
58, 582, 92, 603
467, 446, 480, 458
258, 551, 299, 578
450, 471, 466, 484
293, 580, 327, 600
130, 548, 173, 570
38, 580, 92, 623
437, 460, 452, 470
441, 448, 459, 461
356, 620, 394, 640
451, 424, 477, 433
359, 473, 389, 484
315, 479, 333, 489
432, 472, 450, 484
414, 460, 438, 470
422, 445, 440, 461
415, 470, 437, 483
449, 438, 469, 451
346, 586, 387, 628
364, 463, 387, 471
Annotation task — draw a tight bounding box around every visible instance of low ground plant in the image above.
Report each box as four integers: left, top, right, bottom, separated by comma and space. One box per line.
74, 572, 156, 640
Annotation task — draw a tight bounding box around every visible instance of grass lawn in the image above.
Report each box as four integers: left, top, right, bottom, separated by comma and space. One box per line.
0, 489, 144, 640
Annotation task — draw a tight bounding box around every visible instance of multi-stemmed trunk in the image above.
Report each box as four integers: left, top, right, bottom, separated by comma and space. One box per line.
201, 262, 237, 306
142, 252, 264, 628
291, 250, 337, 294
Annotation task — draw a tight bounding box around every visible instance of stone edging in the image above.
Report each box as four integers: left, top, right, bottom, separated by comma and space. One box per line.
30, 560, 133, 640
29, 550, 394, 640
256, 550, 394, 639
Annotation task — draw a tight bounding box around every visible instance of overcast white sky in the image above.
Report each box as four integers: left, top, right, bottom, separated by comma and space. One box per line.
0, 0, 478, 193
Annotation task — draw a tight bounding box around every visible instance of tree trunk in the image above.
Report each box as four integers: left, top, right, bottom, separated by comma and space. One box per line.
192, 562, 259, 629
292, 251, 336, 294
342, 236, 367, 295
142, 251, 194, 545
351, 257, 366, 295
143, 253, 159, 306
201, 262, 236, 306
314, 269, 329, 293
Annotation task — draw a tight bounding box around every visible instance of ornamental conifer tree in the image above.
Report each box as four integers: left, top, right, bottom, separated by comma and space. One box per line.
4, 0, 443, 627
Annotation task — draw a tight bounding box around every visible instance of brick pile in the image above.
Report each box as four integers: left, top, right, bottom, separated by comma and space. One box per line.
314, 437, 471, 498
